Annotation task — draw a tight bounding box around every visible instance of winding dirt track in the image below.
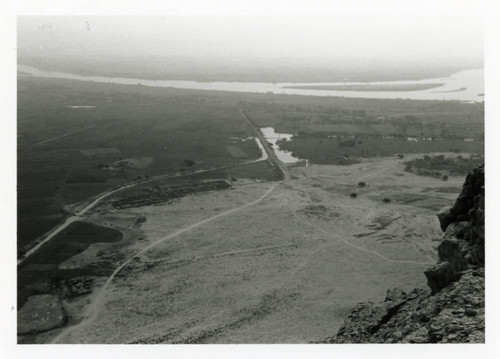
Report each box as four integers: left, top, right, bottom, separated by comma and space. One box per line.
50, 109, 288, 343
22, 108, 277, 267
52, 182, 280, 343
288, 182, 434, 266
292, 209, 434, 266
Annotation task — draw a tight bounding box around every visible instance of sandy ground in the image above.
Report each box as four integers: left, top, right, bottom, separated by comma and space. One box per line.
39, 155, 464, 344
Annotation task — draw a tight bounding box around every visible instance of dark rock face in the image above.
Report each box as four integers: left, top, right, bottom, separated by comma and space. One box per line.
426, 165, 484, 292
324, 269, 484, 343
325, 165, 485, 344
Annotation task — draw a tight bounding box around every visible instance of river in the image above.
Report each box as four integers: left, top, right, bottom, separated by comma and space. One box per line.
18, 65, 483, 102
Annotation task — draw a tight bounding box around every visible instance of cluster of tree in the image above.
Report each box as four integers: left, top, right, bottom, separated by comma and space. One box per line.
404, 154, 484, 178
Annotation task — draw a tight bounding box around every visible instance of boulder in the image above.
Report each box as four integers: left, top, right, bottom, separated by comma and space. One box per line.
437, 206, 453, 232
425, 262, 461, 293
326, 268, 484, 343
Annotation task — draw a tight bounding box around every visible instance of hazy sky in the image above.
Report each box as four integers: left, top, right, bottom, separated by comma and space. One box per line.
17, 9, 483, 64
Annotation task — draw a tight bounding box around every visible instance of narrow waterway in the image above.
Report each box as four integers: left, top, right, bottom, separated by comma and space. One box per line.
260, 127, 301, 164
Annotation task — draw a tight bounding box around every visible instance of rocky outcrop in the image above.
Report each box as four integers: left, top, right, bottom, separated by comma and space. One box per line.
436, 166, 484, 232
425, 165, 484, 293
324, 165, 484, 343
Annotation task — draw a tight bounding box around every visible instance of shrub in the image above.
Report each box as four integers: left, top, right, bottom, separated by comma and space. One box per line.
350, 193, 358, 198
358, 181, 366, 188
339, 140, 356, 148
382, 198, 391, 203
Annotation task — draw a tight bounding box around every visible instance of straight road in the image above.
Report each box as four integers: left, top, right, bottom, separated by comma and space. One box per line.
28, 127, 93, 150
238, 109, 289, 181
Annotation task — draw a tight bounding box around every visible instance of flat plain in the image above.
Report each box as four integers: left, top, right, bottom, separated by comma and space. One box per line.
17, 74, 484, 343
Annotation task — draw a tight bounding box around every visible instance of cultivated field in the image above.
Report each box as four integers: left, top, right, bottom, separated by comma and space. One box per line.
17, 76, 264, 256
241, 98, 483, 165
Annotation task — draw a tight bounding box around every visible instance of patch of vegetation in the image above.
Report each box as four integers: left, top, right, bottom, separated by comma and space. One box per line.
110, 181, 231, 209
17, 222, 122, 308
279, 136, 482, 165
242, 97, 483, 165
404, 154, 483, 179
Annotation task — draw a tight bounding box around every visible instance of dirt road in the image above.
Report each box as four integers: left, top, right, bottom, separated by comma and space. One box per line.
18, 137, 270, 266
238, 109, 289, 181
28, 127, 93, 150
51, 182, 280, 343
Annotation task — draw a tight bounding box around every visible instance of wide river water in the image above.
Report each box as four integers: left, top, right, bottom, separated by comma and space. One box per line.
18, 65, 483, 102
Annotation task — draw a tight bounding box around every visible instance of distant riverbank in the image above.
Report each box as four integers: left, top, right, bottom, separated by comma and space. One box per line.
284, 83, 444, 92
18, 65, 484, 102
